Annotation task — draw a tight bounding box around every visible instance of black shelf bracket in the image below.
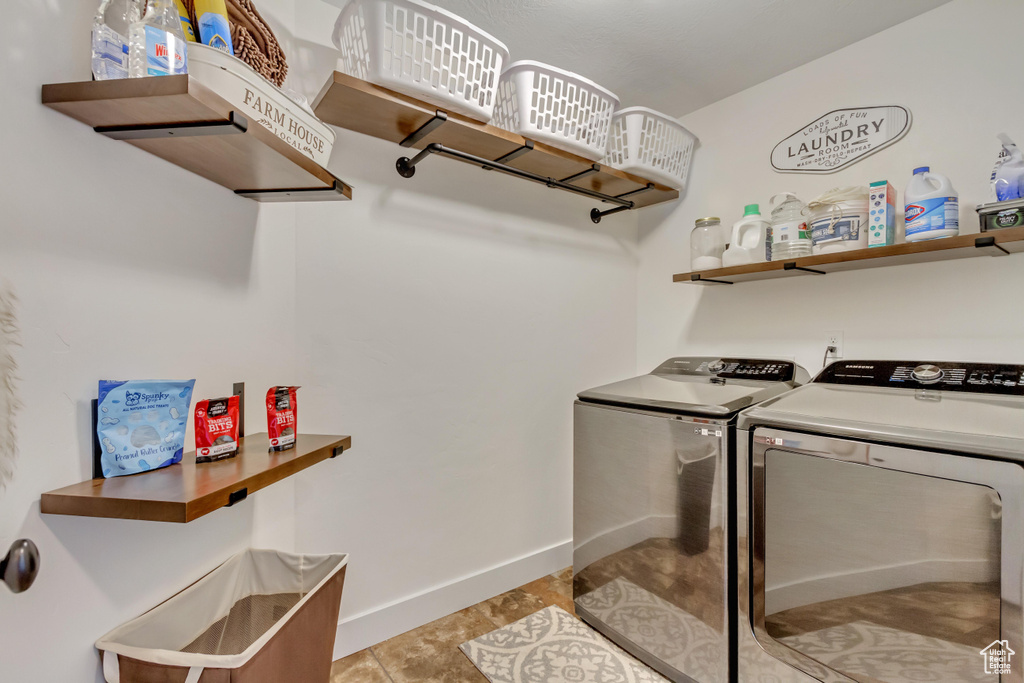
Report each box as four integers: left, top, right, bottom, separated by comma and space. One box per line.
235, 179, 351, 202
690, 273, 734, 285
331, 444, 346, 459
783, 261, 826, 274
227, 488, 248, 507
561, 164, 601, 184
487, 141, 534, 168
975, 235, 1010, 255
233, 382, 245, 438
95, 110, 249, 140
400, 110, 448, 148
590, 184, 657, 223
396, 143, 638, 222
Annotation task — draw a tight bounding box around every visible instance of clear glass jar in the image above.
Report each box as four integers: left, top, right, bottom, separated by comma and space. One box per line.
690, 217, 725, 271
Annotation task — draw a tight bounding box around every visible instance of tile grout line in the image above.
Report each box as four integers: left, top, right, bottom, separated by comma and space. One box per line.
368, 646, 397, 683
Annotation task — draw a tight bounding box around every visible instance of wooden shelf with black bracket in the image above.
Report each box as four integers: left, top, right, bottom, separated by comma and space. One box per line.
40, 383, 351, 523
311, 71, 679, 222
42, 75, 352, 202
674, 227, 1024, 285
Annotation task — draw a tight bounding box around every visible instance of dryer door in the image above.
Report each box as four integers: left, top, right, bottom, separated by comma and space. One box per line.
744, 427, 1024, 683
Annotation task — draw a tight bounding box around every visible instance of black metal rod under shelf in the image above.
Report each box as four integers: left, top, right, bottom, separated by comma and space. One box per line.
395, 142, 654, 223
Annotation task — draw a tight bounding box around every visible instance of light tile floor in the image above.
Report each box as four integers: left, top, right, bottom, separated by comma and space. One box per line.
331, 568, 573, 682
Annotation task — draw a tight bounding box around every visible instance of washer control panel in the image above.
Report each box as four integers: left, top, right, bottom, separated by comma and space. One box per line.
817, 360, 1024, 395
654, 357, 796, 382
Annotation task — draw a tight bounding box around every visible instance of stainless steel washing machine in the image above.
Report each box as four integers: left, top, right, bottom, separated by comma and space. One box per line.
574, 357, 809, 683
736, 360, 1024, 683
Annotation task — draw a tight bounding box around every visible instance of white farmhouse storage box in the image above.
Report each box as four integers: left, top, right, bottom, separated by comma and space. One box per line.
96, 549, 348, 683
603, 106, 697, 190
332, 0, 510, 122
187, 43, 336, 167
492, 60, 620, 161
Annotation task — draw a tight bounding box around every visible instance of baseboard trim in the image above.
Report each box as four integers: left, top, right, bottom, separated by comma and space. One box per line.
333, 539, 573, 659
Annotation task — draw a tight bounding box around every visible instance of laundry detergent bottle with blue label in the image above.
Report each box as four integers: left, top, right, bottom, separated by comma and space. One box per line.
904, 167, 959, 242
128, 0, 189, 78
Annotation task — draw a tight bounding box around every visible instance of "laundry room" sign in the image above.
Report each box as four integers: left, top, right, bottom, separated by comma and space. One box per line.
771, 106, 912, 174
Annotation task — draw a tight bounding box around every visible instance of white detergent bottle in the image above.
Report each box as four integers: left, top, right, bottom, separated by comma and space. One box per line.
904, 167, 959, 242
995, 134, 1024, 201
722, 204, 769, 267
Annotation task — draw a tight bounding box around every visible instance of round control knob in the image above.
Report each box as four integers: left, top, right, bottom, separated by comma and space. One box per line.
707, 360, 726, 373
912, 364, 944, 384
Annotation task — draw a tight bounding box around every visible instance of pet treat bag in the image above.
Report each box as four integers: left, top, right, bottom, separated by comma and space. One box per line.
266, 386, 298, 451
97, 379, 195, 478
195, 395, 240, 463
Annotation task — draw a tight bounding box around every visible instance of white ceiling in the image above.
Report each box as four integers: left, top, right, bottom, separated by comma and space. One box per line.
426, 0, 951, 117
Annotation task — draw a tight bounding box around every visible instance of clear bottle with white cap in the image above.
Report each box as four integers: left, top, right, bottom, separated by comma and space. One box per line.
769, 192, 812, 260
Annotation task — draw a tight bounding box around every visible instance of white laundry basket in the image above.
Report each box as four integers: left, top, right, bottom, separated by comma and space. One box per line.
492, 60, 619, 161
603, 107, 697, 190
96, 549, 347, 683
332, 0, 510, 122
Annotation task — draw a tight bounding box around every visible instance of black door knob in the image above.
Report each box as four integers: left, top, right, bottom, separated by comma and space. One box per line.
1, 539, 40, 593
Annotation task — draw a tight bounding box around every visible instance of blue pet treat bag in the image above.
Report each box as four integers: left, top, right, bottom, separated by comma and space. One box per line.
97, 379, 196, 478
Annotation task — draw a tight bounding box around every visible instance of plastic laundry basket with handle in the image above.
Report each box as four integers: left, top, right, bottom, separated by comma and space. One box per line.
603, 107, 697, 190
96, 549, 348, 683
492, 60, 620, 161
331, 0, 510, 122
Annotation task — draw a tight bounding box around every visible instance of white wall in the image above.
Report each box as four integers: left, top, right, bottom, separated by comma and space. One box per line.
289, 135, 638, 652
289, 0, 639, 645
638, 0, 1024, 599
0, 2, 304, 680
638, 0, 1024, 375
0, 1, 638, 680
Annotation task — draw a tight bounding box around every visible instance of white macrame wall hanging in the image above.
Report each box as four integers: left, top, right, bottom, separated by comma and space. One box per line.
0, 283, 19, 488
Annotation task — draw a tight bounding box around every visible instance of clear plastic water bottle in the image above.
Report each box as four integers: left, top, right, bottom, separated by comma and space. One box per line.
92, 0, 141, 80
769, 192, 812, 260
129, 0, 189, 78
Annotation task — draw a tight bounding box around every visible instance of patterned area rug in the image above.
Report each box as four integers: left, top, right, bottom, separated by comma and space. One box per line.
780, 620, 987, 683
460, 605, 670, 683
574, 577, 723, 682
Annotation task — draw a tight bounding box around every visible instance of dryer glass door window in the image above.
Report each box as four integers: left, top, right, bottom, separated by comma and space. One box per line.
750, 431, 1024, 683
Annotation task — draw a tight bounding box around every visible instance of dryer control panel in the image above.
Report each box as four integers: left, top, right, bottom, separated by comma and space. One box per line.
817, 360, 1024, 395
654, 357, 797, 382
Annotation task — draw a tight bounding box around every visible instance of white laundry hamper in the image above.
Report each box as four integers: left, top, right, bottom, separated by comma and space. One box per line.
492, 60, 620, 161
96, 549, 348, 683
332, 0, 510, 122
603, 107, 697, 190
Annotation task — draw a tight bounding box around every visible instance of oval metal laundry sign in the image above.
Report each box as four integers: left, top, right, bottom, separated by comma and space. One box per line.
771, 106, 912, 174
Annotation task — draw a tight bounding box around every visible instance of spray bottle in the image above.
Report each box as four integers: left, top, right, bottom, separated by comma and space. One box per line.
995, 134, 1024, 202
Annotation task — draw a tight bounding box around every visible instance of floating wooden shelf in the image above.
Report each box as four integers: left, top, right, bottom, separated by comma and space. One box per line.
41, 433, 351, 523
674, 228, 1024, 285
312, 71, 679, 222
42, 76, 352, 202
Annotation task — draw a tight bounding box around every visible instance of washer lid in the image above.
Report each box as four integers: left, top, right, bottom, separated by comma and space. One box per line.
739, 382, 1024, 460
577, 357, 809, 417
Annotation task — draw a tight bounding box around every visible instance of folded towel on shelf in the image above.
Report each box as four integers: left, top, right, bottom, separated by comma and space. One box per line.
180, 0, 289, 86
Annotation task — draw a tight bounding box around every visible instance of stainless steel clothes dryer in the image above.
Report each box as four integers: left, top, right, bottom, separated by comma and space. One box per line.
574, 357, 809, 683
736, 360, 1024, 683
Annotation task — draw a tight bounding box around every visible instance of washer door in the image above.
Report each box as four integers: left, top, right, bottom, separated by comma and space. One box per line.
573, 401, 728, 683
747, 427, 1024, 683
